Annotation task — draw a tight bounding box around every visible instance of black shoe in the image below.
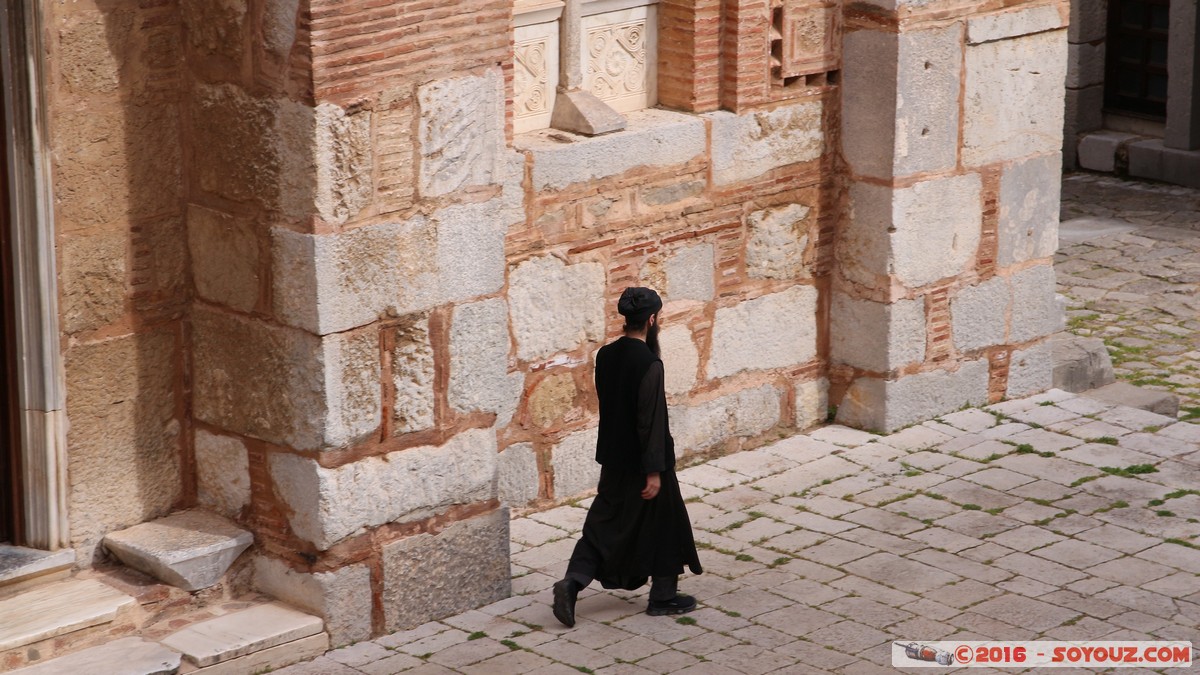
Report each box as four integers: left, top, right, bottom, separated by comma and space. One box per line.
552, 579, 579, 627
646, 593, 697, 616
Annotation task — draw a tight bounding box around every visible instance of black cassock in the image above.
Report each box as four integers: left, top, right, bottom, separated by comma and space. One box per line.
566, 336, 703, 591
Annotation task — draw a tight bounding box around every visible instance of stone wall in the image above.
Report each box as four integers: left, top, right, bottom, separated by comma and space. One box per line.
834, 0, 1068, 431
44, 0, 1065, 649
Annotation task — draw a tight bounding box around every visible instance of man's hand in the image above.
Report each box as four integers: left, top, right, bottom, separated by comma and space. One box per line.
641, 472, 661, 500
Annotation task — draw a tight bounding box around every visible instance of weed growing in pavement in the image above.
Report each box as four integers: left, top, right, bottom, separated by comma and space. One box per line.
1093, 436, 1120, 445
1100, 464, 1158, 477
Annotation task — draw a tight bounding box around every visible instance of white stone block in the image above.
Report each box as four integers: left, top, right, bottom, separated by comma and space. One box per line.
665, 243, 714, 301
552, 427, 600, 499
967, 5, 1065, 44
708, 99, 824, 185
517, 108, 705, 190
999, 153, 1062, 266
1007, 341, 1054, 399
746, 204, 810, 280
449, 299, 522, 425
830, 293, 926, 372
1010, 264, 1061, 343
392, 316, 435, 435
671, 385, 782, 454
659, 325, 699, 396
894, 24, 962, 176
314, 104, 371, 225
892, 173, 982, 288
162, 602, 323, 667
9, 638, 181, 675
322, 328, 381, 448
838, 182, 894, 289
795, 378, 829, 430
707, 286, 819, 379
509, 256, 606, 361
497, 443, 540, 506
433, 198, 510, 306
837, 360, 990, 431
102, 510, 253, 592
417, 69, 505, 198
951, 276, 1010, 353
253, 556, 372, 647
270, 428, 499, 549
195, 430, 250, 518
963, 30, 1067, 166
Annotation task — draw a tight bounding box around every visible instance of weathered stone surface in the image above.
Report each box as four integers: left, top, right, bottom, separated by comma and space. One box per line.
382, 509, 511, 631
0, 579, 135, 652
192, 307, 379, 451
660, 325, 699, 396
57, 9, 129, 95
254, 556, 372, 646
796, 378, 830, 430
497, 443, 540, 506
66, 329, 181, 563
1067, 42, 1106, 89
195, 430, 250, 518
392, 315, 436, 435
1051, 334, 1115, 393
551, 427, 600, 499
671, 385, 782, 454
963, 30, 1067, 166
708, 286, 819, 379
892, 174, 982, 288
60, 231, 126, 334
54, 102, 182, 229
103, 510, 253, 591
433, 191, 517, 305
270, 428, 498, 549
837, 360, 990, 432
967, 5, 1065, 44
838, 182, 894, 289
830, 294, 925, 372
1007, 341, 1054, 398
708, 100, 824, 185
1010, 264, 1061, 343
842, 25, 960, 178
1069, 0, 1107, 43
162, 602, 323, 667
263, 0, 301, 56
952, 276, 1009, 352
188, 205, 259, 312
746, 204, 810, 280
449, 299, 522, 425
418, 69, 506, 197
8, 637, 180, 675
509, 256, 606, 362
1083, 382, 1180, 417
518, 108, 705, 190
314, 105, 372, 225
999, 153, 1062, 266
529, 373, 577, 428
182, 0, 246, 62
665, 244, 715, 301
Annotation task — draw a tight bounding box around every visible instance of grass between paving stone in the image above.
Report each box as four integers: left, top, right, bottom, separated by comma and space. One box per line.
1100, 464, 1159, 477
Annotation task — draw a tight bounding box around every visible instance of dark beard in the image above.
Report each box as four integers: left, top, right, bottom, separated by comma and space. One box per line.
646, 322, 660, 358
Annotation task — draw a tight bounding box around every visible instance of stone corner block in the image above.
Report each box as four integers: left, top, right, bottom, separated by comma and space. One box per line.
102, 510, 253, 591
253, 555, 373, 647
836, 360, 990, 432
708, 286, 818, 379
382, 508, 511, 631
707, 99, 824, 186
998, 152, 1062, 267
1007, 340, 1054, 399
1010, 264, 1062, 343
951, 276, 1010, 353
269, 428, 498, 550
967, 5, 1065, 45
830, 293, 926, 372
893, 173, 982, 288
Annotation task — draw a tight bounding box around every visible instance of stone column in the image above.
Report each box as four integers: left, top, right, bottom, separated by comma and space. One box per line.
1165, 0, 1200, 150
833, 1, 1068, 432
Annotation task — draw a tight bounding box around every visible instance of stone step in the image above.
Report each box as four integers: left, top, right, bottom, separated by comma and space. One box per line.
1083, 381, 1181, 417
0, 578, 135, 651
103, 510, 253, 592
178, 633, 328, 675
0, 545, 74, 592
161, 601, 324, 668
9, 637, 181, 675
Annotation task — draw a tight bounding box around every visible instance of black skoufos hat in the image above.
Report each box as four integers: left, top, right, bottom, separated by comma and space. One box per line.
617, 287, 662, 324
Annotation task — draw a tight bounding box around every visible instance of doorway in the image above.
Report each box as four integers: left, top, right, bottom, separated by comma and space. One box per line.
1105, 0, 1170, 119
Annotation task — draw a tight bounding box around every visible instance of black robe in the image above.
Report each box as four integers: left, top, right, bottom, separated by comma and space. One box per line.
567, 336, 702, 591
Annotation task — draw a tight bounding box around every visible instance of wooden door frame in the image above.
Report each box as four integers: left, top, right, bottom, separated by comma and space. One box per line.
1, 0, 70, 551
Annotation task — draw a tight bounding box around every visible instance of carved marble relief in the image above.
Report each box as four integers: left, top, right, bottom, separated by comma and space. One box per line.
582, 6, 657, 113
514, 20, 560, 133
772, 0, 839, 83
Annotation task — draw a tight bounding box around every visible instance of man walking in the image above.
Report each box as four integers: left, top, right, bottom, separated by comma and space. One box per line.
552, 287, 703, 628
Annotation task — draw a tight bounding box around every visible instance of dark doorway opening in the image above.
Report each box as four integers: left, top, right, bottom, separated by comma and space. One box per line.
1105, 0, 1170, 119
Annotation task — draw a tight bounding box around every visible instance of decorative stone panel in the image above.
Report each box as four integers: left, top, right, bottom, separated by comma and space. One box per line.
773, 0, 839, 80
514, 21, 561, 133
417, 69, 506, 197
583, 5, 659, 113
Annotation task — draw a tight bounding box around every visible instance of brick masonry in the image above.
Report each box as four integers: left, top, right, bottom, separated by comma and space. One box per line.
44, 0, 1067, 646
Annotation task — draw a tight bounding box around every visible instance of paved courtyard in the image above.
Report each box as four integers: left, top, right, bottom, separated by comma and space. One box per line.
277, 174, 1200, 674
